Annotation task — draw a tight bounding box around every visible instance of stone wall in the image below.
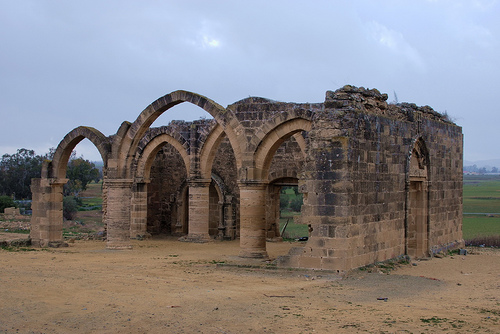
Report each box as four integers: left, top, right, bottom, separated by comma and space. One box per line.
277, 86, 463, 271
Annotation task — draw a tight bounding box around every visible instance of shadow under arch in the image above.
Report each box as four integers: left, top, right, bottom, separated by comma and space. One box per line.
135, 133, 190, 181
130, 133, 190, 238
405, 136, 431, 259
49, 126, 110, 180
114, 90, 242, 178
254, 118, 311, 181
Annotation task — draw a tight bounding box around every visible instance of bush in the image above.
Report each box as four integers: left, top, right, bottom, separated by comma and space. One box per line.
0, 195, 16, 213
63, 196, 78, 220
465, 235, 500, 248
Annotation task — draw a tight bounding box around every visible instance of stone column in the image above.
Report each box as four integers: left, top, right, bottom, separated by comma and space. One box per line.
238, 182, 269, 259
184, 179, 211, 242
105, 179, 133, 249
130, 180, 149, 238
30, 178, 68, 248
217, 200, 225, 240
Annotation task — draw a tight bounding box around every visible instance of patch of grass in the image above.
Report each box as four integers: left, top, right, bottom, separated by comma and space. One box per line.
420, 316, 447, 324
279, 216, 308, 239
1, 228, 30, 234
420, 317, 466, 328
1, 245, 40, 252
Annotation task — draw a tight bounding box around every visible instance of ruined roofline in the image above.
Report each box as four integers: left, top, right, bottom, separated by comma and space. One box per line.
326, 84, 457, 125
228, 85, 456, 125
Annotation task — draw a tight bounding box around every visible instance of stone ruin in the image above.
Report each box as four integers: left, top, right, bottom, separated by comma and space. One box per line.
30, 85, 463, 272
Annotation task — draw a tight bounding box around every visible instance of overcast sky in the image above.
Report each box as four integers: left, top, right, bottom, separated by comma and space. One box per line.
1, 0, 498, 163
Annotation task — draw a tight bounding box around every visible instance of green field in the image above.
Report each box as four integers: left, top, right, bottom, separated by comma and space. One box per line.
463, 175, 500, 241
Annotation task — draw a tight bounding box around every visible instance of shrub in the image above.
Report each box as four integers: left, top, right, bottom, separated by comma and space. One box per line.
63, 196, 78, 220
0, 195, 16, 213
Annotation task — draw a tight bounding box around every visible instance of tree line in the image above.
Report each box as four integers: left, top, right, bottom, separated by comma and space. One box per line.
463, 165, 499, 174
0, 148, 101, 203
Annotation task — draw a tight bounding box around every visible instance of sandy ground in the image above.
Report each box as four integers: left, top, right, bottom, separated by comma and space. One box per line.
0, 237, 499, 334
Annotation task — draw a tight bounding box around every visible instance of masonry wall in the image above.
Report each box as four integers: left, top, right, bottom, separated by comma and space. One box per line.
277, 87, 463, 271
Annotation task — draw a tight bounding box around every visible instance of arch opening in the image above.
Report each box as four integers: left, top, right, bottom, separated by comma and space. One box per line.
146, 142, 189, 237
264, 132, 308, 242
209, 137, 239, 240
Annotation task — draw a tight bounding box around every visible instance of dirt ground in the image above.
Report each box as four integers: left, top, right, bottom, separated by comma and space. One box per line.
0, 236, 499, 334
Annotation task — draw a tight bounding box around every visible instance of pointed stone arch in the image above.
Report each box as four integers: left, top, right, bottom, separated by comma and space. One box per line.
199, 124, 226, 179
50, 126, 109, 180
113, 90, 242, 178
135, 133, 190, 181
409, 137, 430, 178
31, 126, 109, 248
254, 118, 311, 181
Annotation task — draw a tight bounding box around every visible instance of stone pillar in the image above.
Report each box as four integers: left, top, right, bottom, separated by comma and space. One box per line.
238, 182, 269, 258
105, 179, 133, 249
224, 195, 235, 239
30, 178, 68, 247
217, 200, 225, 240
184, 179, 211, 242
174, 191, 186, 235
130, 181, 149, 238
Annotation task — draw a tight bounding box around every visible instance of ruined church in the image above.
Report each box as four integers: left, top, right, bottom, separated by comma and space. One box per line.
30, 85, 463, 272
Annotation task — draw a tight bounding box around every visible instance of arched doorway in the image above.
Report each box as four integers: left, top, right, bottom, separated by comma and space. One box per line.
407, 139, 430, 258
266, 177, 303, 240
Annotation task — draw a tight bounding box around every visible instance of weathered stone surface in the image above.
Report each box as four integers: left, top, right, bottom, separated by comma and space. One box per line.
31, 87, 463, 271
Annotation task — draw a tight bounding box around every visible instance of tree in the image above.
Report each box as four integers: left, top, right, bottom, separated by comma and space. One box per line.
289, 196, 303, 212
64, 157, 100, 197
0, 149, 43, 199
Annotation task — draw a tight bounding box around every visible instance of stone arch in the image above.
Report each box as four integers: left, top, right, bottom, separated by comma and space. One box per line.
114, 90, 242, 178
245, 106, 312, 153
408, 137, 430, 177
254, 118, 312, 181
135, 133, 190, 181
199, 124, 226, 179
50, 126, 109, 180
406, 137, 430, 259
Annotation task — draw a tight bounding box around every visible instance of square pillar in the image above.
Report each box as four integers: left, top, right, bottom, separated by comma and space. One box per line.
105, 179, 133, 249
183, 179, 211, 242
238, 182, 269, 259
130, 181, 149, 238
30, 178, 68, 247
